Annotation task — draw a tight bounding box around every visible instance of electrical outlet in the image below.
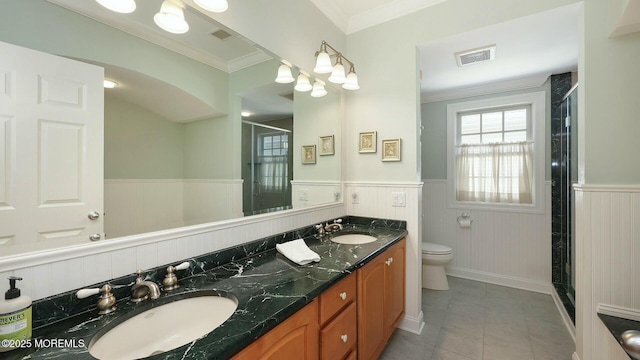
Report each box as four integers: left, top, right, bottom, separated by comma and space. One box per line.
299, 189, 308, 201
352, 192, 359, 204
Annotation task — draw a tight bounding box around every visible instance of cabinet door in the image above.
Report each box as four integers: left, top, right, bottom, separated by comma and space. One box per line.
357, 255, 386, 360
232, 300, 319, 360
384, 238, 406, 340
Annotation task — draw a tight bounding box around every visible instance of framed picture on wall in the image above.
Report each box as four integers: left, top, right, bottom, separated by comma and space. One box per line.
359, 131, 377, 153
319, 135, 335, 156
302, 145, 316, 164
382, 138, 401, 162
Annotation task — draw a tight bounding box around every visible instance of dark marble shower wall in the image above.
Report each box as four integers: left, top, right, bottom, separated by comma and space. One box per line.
550, 72, 575, 322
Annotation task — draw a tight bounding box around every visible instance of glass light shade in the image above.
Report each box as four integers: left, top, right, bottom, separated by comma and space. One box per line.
103, 79, 118, 88
96, 0, 136, 13
275, 64, 294, 83
342, 71, 360, 90
154, 0, 189, 34
313, 51, 333, 74
328, 63, 346, 84
294, 73, 312, 92
194, 0, 228, 12
310, 81, 327, 97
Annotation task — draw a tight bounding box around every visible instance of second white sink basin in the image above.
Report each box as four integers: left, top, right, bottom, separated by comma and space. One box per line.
331, 234, 377, 244
89, 292, 237, 360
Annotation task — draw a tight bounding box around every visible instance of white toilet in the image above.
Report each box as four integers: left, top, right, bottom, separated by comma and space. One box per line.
422, 242, 453, 290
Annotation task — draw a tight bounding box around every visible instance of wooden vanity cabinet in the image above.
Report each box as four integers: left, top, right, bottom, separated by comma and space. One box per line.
319, 273, 357, 360
233, 238, 405, 360
357, 238, 406, 360
231, 299, 319, 360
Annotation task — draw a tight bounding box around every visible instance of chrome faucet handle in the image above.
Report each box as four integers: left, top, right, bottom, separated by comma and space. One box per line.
315, 224, 326, 236
163, 261, 190, 291
76, 284, 117, 315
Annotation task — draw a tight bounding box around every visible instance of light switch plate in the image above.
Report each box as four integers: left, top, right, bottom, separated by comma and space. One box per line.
352, 192, 359, 204
299, 189, 309, 201
392, 192, 406, 207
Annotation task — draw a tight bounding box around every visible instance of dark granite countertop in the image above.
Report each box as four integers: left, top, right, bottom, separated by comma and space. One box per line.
598, 312, 640, 359
8, 217, 407, 360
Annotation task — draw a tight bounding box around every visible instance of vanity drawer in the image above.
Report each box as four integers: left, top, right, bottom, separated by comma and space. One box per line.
319, 273, 356, 325
320, 302, 357, 360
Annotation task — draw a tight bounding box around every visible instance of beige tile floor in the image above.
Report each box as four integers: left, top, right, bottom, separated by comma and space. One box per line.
380, 277, 575, 360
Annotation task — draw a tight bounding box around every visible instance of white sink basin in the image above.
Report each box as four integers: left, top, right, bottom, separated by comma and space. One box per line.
331, 234, 377, 244
89, 293, 237, 360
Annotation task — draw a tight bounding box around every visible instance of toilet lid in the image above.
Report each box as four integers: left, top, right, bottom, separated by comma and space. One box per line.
422, 242, 452, 255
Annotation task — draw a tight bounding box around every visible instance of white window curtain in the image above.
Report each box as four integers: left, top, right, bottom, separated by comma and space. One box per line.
455, 141, 534, 204
259, 155, 289, 192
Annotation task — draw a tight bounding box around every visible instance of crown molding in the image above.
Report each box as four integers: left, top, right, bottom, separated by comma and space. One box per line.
421, 74, 550, 103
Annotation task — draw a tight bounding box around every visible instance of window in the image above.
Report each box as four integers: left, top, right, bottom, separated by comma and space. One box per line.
447, 92, 545, 213
258, 133, 289, 191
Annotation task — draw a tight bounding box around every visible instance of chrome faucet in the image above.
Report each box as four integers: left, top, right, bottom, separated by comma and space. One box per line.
130, 270, 161, 303
324, 218, 343, 233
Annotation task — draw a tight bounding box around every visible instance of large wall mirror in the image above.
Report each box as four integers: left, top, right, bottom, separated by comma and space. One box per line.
0, 0, 342, 258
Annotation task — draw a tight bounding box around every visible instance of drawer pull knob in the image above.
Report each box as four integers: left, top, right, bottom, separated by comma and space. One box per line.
341, 334, 348, 343
385, 259, 391, 266
340, 292, 347, 300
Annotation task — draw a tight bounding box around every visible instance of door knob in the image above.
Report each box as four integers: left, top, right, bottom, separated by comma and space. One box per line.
89, 234, 102, 241
88, 211, 100, 220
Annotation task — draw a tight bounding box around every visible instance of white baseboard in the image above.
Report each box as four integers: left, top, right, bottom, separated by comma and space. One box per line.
446, 266, 553, 294
398, 310, 425, 335
551, 286, 576, 342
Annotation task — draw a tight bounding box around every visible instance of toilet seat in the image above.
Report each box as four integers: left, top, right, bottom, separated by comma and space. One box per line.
422, 242, 452, 255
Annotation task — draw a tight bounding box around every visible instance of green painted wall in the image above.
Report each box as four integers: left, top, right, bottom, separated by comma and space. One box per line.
105, 96, 184, 179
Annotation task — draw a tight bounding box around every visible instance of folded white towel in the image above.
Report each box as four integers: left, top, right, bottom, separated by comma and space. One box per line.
276, 239, 320, 266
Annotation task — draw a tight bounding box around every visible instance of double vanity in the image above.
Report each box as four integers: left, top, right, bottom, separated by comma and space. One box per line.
12, 216, 407, 359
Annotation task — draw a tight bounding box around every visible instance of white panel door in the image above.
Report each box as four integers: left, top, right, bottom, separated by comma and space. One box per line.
0, 41, 104, 256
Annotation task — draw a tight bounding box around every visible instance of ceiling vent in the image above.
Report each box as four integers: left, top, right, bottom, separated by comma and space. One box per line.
211, 29, 232, 40
455, 45, 496, 67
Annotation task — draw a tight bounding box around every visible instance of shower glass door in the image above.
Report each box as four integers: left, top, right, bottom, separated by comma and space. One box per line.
242, 121, 293, 216
560, 86, 578, 303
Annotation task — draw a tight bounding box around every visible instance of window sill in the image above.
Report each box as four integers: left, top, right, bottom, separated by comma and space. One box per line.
448, 200, 544, 215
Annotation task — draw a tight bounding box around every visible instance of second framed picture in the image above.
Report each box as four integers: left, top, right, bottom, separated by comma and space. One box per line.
382, 138, 401, 162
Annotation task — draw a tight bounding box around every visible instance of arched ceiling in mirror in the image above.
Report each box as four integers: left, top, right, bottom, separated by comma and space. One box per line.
89, 60, 221, 123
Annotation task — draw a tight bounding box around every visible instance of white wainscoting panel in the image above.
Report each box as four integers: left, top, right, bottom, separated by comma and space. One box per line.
1, 203, 346, 300
575, 185, 640, 360
291, 180, 342, 208
344, 181, 424, 335
105, 179, 184, 239
183, 179, 244, 225
105, 179, 244, 238
423, 180, 552, 293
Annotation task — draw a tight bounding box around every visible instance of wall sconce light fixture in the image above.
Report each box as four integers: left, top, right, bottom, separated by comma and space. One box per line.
154, 0, 190, 34
275, 62, 295, 83
314, 40, 359, 90
310, 80, 327, 98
